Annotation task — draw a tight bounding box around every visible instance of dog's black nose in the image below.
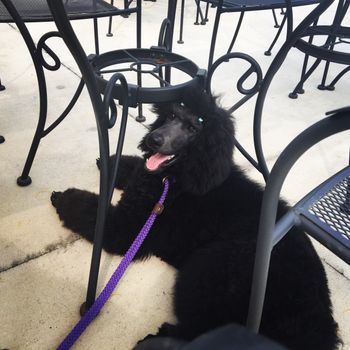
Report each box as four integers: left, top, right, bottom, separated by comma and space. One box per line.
147, 132, 164, 149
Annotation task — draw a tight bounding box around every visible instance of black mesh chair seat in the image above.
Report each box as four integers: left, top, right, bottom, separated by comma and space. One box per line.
0, 0, 135, 23
205, 0, 323, 68
207, 0, 320, 11
299, 166, 350, 256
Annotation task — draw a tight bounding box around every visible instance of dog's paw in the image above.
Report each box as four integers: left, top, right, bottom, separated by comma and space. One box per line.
138, 334, 156, 344
51, 191, 62, 208
133, 335, 186, 350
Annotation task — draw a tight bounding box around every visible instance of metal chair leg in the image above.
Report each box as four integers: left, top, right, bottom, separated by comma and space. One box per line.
177, 0, 185, 44
1, 0, 48, 186
226, 12, 245, 54
204, 2, 210, 22
0, 78, 5, 91
288, 19, 319, 98
326, 65, 350, 90
93, 17, 100, 55
264, 13, 287, 56
208, 7, 221, 69
194, 0, 205, 25
272, 9, 280, 28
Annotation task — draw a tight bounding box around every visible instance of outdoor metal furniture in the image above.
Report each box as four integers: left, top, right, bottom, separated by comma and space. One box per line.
177, 0, 284, 49
219, 0, 350, 333
0, 0, 141, 186
107, 0, 134, 37
46, 0, 206, 313
204, 0, 322, 69
247, 107, 350, 332
199, 0, 349, 335
0, 76, 4, 143
289, 0, 350, 98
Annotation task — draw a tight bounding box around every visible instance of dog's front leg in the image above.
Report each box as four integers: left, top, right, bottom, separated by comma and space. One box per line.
51, 187, 159, 257
96, 155, 144, 190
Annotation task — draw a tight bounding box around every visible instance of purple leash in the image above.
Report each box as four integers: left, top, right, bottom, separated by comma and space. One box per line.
57, 178, 170, 350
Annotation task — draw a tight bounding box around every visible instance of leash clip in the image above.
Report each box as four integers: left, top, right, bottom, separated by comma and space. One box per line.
162, 176, 168, 184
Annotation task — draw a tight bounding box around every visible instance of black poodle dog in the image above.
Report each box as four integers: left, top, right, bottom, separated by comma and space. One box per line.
51, 91, 340, 350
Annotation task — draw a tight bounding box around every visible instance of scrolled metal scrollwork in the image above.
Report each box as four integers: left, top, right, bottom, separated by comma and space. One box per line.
103, 73, 129, 129
37, 31, 62, 71
206, 52, 264, 173
157, 18, 173, 52
207, 52, 263, 113
103, 73, 130, 200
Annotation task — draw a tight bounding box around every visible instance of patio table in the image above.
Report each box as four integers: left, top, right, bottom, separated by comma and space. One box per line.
2, 0, 206, 313
0, 0, 141, 185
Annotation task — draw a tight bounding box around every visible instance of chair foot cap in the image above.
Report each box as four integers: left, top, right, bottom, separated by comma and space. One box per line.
264, 51, 272, 56
80, 302, 88, 316
106, 33, 113, 37
17, 176, 32, 186
288, 92, 298, 99
136, 115, 146, 123
318, 84, 327, 90
177, 40, 184, 44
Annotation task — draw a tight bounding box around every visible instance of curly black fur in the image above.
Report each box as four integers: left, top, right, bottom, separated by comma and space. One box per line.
51, 91, 340, 350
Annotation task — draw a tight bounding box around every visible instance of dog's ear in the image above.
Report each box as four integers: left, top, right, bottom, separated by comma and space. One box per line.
175, 98, 235, 195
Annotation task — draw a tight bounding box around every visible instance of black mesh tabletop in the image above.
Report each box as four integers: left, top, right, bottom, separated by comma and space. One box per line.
0, 0, 131, 23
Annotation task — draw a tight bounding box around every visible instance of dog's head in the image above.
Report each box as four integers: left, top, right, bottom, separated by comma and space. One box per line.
139, 91, 235, 195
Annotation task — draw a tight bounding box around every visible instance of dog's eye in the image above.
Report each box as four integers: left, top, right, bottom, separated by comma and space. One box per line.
168, 113, 176, 120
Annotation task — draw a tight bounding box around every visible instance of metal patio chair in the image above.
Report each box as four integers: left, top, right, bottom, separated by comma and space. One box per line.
205, 0, 322, 69
289, 0, 350, 99
46, 0, 206, 313
204, 0, 349, 335
247, 106, 350, 332
177, 0, 285, 48
0, 0, 141, 185
107, 0, 134, 37
218, 0, 350, 334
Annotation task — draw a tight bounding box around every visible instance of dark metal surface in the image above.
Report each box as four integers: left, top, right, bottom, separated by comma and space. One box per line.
0, 0, 137, 22
289, 0, 350, 97
206, 0, 320, 68
92, 48, 205, 107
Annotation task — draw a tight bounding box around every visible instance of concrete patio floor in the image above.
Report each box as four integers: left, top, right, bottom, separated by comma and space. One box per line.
0, 0, 349, 349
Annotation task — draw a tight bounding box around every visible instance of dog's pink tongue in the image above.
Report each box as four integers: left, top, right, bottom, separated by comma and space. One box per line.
146, 153, 170, 171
